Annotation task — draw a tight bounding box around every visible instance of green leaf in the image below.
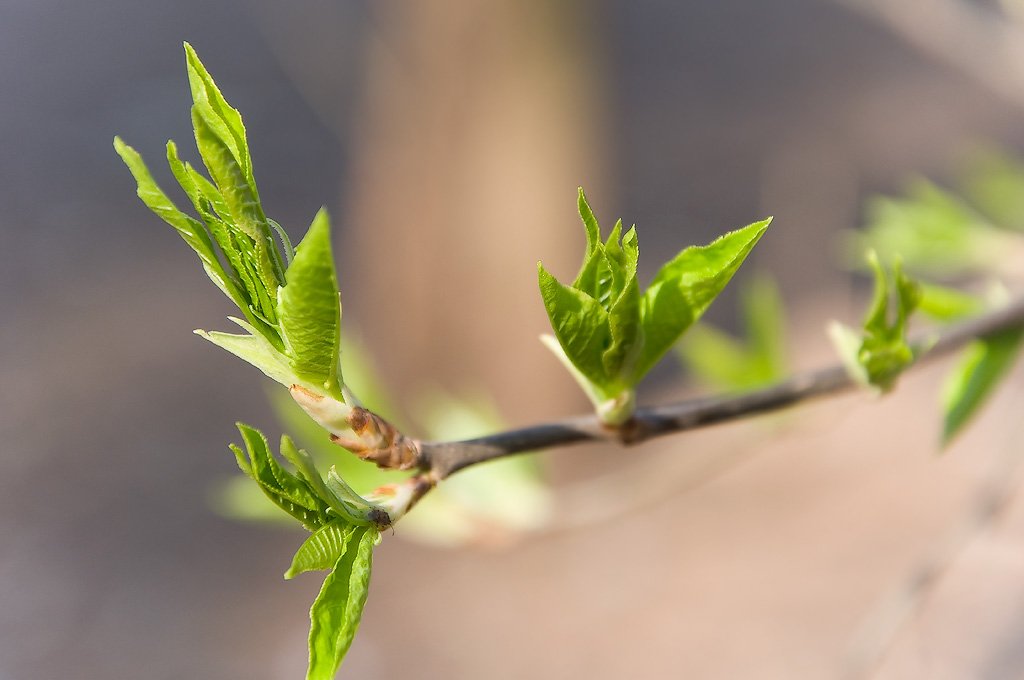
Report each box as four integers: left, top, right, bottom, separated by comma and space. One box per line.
306, 526, 377, 680
286, 520, 357, 579
634, 218, 771, 381
278, 209, 344, 399
538, 263, 611, 385
195, 317, 294, 387
941, 327, 1024, 446
184, 42, 252, 189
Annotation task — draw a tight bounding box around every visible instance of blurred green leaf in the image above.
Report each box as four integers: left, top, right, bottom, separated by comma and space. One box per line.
942, 327, 1024, 446
306, 526, 376, 680
676, 275, 786, 391
959, 148, 1024, 231
278, 209, 344, 400
832, 253, 922, 392
917, 283, 984, 322
853, 179, 1006, 277
859, 253, 921, 391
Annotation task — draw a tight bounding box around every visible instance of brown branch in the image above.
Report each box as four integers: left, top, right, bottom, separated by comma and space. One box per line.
416, 295, 1024, 480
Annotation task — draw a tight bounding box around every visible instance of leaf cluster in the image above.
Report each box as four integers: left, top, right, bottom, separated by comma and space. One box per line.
539, 189, 770, 423
114, 43, 344, 401
232, 424, 380, 679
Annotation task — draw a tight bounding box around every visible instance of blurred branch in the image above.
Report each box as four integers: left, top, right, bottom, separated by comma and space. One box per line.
831, 0, 1024, 112
417, 294, 1024, 479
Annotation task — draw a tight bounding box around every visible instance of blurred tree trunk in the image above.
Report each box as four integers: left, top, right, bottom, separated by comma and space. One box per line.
343, 0, 608, 425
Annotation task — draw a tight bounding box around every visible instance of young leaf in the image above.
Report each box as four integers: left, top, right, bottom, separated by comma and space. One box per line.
286, 520, 357, 579
941, 327, 1024, 446
278, 209, 344, 400
633, 218, 771, 382
857, 253, 922, 391
231, 424, 330, 530
307, 526, 377, 680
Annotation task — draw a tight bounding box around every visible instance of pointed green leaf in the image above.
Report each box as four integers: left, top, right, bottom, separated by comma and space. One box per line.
286, 520, 356, 579
634, 218, 771, 381
538, 263, 611, 385
306, 526, 377, 680
942, 327, 1024, 446
278, 209, 344, 398
578, 187, 601, 256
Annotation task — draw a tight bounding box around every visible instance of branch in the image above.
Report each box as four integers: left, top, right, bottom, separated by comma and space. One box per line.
416, 294, 1024, 480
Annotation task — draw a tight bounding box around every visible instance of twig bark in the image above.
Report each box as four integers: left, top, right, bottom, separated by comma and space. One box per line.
417, 294, 1024, 480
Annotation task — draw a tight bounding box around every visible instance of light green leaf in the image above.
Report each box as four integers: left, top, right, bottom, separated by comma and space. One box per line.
634, 218, 771, 381
538, 263, 611, 385
286, 520, 356, 579
307, 526, 377, 680
278, 209, 344, 399
942, 327, 1024, 446
195, 317, 294, 387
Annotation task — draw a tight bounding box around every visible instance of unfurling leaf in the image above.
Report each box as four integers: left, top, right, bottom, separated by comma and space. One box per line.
942, 327, 1024, 446
307, 526, 377, 680
831, 252, 922, 392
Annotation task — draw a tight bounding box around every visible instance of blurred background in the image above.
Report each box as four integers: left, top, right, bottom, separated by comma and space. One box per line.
4, 0, 1024, 678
